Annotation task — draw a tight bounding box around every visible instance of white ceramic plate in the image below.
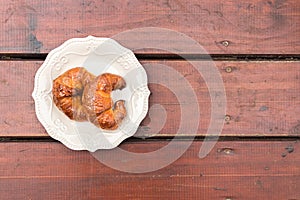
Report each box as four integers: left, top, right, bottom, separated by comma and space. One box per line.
32, 36, 150, 152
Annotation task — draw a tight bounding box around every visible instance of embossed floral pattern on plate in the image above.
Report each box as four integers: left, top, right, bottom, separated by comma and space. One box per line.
32, 36, 150, 151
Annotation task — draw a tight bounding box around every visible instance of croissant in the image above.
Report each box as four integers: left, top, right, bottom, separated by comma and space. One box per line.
52, 68, 127, 130
82, 73, 126, 130
52, 67, 95, 121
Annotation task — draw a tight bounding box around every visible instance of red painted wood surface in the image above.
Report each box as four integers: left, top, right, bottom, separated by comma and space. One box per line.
0, 0, 299, 199
0, 0, 299, 54
0, 61, 299, 137
0, 141, 299, 200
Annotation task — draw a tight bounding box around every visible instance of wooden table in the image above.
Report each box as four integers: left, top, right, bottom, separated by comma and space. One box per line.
0, 0, 299, 199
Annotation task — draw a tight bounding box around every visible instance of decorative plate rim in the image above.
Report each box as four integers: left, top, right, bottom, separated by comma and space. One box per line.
32, 36, 150, 151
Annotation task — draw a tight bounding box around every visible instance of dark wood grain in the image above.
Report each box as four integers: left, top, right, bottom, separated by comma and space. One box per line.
0, 141, 299, 199
0, 0, 299, 54
0, 61, 299, 137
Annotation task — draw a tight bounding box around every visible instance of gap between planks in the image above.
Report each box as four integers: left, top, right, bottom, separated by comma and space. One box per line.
0, 136, 299, 143
0, 53, 299, 61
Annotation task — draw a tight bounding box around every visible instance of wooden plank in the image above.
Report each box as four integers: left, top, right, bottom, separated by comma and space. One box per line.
0, 141, 299, 199
0, 0, 299, 54
0, 61, 299, 137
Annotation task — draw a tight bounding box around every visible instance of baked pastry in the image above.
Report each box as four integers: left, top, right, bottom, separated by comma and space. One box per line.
52, 67, 95, 121
52, 68, 127, 130
82, 73, 126, 130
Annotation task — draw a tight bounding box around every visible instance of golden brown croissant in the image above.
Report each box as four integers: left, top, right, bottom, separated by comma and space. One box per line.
52, 68, 127, 130
82, 73, 126, 130
52, 67, 95, 121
